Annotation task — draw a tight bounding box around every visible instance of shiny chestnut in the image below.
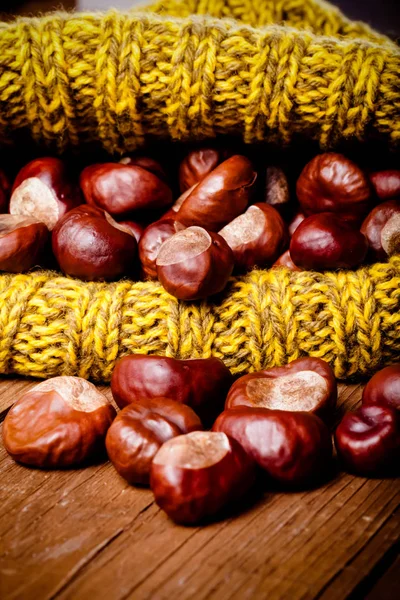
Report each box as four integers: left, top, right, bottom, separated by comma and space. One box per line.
213, 407, 332, 486
334, 405, 400, 476
156, 226, 234, 300
106, 397, 202, 485
117, 220, 144, 244
80, 163, 172, 217
175, 155, 257, 231
219, 203, 287, 271
0, 215, 48, 272
272, 249, 302, 271
0, 168, 10, 212
10, 158, 81, 230
360, 199, 400, 261
288, 211, 306, 237
290, 213, 368, 270
225, 357, 337, 422
2, 376, 116, 468
150, 431, 256, 524
296, 153, 371, 222
52, 206, 137, 281
119, 155, 167, 181
139, 219, 185, 280
179, 146, 230, 192
362, 364, 400, 412
111, 354, 233, 426
370, 170, 400, 201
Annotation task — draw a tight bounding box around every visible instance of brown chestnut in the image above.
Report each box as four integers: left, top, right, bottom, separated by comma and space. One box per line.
52, 206, 137, 281
111, 354, 233, 426
139, 219, 185, 280
361, 199, 400, 261
213, 407, 332, 486
150, 431, 256, 524
290, 213, 368, 270
119, 155, 167, 181
161, 184, 198, 220
288, 211, 306, 237
10, 158, 81, 230
362, 364, 400, 412
156, 226, 234, 300
296, 153, 371, 222
117, 220, 144, 244
80, 163, 172, 217
219, 203, 287, 271
175, 155, 257, 231
2, 376, 116, 468
225, 357, 337, 422
370, 170, 400, 201
334, 405, 400, 476
0, 167, 10, 212
179, 147, 230, 192
265, 166, 290, 215
272, 249, 302, 271
106, 397, 202, 485
0, 215, 48, 272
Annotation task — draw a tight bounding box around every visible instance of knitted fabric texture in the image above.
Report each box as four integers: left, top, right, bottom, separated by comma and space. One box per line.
0, 0, 399, 382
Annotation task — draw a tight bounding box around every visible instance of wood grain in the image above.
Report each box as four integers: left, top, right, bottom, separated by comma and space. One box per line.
0, 377, 399, 599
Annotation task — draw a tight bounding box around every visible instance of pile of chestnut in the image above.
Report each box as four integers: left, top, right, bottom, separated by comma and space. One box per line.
3, 355, 399, 525
0, 147, 399, 300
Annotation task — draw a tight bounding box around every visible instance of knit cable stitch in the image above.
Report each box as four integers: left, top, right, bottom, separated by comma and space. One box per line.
0, 257, 398, 382
0, 0, 399, 382
0, 0, 399, 152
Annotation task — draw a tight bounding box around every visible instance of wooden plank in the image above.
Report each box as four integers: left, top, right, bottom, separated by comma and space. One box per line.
0, 379, 399, 600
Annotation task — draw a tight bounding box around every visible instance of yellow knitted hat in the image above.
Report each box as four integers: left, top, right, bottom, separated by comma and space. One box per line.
0, 0, 399, 382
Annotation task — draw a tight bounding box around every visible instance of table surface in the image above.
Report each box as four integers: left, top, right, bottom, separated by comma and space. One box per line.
0, 377, 399, 600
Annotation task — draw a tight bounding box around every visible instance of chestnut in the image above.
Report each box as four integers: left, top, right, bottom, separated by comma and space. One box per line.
106, 397, 202, 485
362, 364, 400, 412
161, 184, 197, 220
334, 405, 400, 476
10, 158, 81, 230
2, 376, 116, 468
156, 226, 234, 300
288, 211, 306, 237
0, 215, 48, 272
290, 213, 368, 270
296, 153, 371, 222
80, 163, 173, 217
225, 357, 337, 422
111, 354, 233, 426
52, 206, 137, 281
150, 431, 256, 524
264, 166, 290, 215
175, 155, 257, 231
179, 146, 230, 192
117, 220, 144, 244
219, 203, 287, 271
360, 199, 400, 261
119, 155, 167, 181
370, 170, 400, 201
0, 167, 10, 212
272, 249, 302, 271
138, 219, 185, 280
213, 407, 332, 486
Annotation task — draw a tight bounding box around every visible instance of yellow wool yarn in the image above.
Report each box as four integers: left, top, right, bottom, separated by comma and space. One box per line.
0, 0, 399, 152
0, 0, 399, 382
0, 257, 398, 382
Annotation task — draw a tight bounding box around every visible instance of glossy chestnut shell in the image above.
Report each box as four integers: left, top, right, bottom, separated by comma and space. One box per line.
106, 397, 203, 485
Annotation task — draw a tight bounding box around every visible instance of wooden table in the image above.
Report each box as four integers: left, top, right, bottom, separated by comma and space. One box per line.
0, 377, 399, 600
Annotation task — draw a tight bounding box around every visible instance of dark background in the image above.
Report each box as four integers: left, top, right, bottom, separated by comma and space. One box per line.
0, 0, 399, 40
